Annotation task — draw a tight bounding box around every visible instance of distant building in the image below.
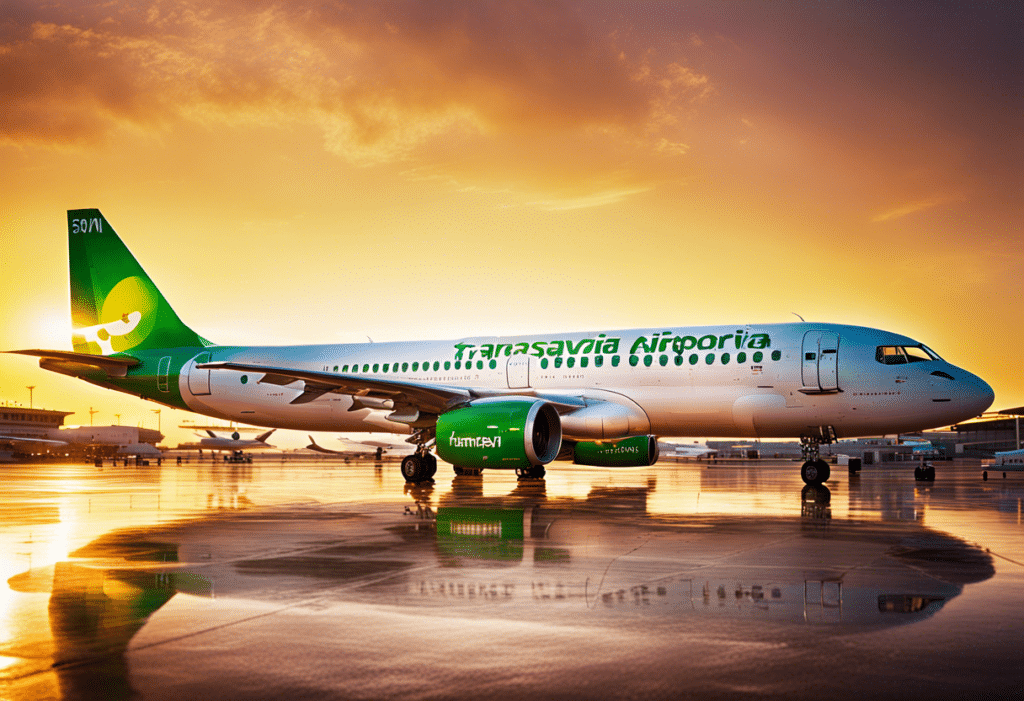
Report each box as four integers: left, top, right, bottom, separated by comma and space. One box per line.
0, 403, 162, 460
952, 408, 1024, 458
0, 405, 73, 439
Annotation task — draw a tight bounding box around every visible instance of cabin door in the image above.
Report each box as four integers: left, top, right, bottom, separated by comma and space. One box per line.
801, 331, 840, 392
507, 354, 530, 389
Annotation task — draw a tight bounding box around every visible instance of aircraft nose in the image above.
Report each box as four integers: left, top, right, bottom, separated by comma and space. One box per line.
961, 371, 995, 417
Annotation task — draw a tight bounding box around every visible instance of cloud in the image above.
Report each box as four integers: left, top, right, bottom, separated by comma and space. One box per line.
0, 0, 712, 173
871, 194, 963, 223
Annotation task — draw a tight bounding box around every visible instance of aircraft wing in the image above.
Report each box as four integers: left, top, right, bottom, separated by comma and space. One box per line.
0, 434, 68, 446
199, 361, 474, 413
198, 362, 588, 417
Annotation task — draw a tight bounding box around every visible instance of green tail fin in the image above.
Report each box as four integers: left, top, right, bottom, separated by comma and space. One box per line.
68, 209, 210, 355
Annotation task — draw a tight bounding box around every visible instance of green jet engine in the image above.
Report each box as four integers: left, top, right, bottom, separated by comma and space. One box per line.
435, 400, 561, 470
572, 435, 660, 467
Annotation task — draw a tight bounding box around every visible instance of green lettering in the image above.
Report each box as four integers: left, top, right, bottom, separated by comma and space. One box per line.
717, 334, 733, 349
602, 338, 620, 354
546, 340, 565, 357
631, 336, 656, 354
566, 338, 594, 355
454, 343, 473, 360
479, 344, 494, 360
513, 342, 530, 355
748, 333, 770, 349
531, 341, 547, 358
697, 335, 717, 350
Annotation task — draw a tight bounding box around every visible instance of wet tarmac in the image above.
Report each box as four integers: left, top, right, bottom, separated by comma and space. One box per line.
1, 458, 1021, 700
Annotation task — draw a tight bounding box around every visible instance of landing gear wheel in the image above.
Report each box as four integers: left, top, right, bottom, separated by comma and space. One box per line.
422, 453, 437, 479
517, 465, 546, 479
801, 459, 830, 485
401, 455, 427, 483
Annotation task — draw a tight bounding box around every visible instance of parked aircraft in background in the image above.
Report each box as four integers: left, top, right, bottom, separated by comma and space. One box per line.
8, 210, 994, 485
0, 425, 163, 458
176, 429, 276, 462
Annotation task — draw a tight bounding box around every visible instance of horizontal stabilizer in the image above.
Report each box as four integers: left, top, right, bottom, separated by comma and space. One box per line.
7, 349, 139, 377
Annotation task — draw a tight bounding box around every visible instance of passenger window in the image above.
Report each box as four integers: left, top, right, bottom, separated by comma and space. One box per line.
383, 364, 389, 372
753, 352, 763, 363
454, 361, 461, 370
595, 356, 603, 367
629, 355, 639, 367
489, 359, 496, 369
737, 352, 746, 364
555, 357, 563, 368
659, 355, 668, 366
402, 362, 409, 372
674, 355, 683, 366
342, 365, 349, 372
611, 356, 620, 367
644, 355, 653, 367
581, 356, 589, 368
705, 354, 714, 365
412, 362, 419, 371
363, 364, 369, 372
541, 358, 549, 369
372, 364, 379, 373
721, 353, 730, 365
805, 352, 816, 361
333, 365, 338, 372
567, 357, 575, 368
444, 361, 450, 370
477, 360, 483, 370
771, 350, 781, 361
434, 361, 440, 371
689, 354, 698, 365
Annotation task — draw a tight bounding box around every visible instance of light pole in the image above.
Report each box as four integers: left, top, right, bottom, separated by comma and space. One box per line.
26, 386, 35, 409
89, 407, 98, 426
115, 414, 121, 426
151, 409, 161, 434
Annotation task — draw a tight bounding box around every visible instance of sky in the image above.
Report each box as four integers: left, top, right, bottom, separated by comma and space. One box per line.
1, 0, 1021, 448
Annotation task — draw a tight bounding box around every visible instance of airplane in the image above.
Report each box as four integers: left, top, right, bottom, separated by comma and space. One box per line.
7, 209, 994, 485
0, 425, 163, 458
302, 433, 413, 458
178, 428, 276, 452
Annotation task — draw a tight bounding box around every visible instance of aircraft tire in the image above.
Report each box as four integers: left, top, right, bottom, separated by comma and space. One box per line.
423, 454, 438, 478
401, 455, 426, 482
518, 465, 546, 479
801, 460, 829, 485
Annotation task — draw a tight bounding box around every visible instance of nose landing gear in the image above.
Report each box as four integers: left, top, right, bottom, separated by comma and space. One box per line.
800, 427, 837, 485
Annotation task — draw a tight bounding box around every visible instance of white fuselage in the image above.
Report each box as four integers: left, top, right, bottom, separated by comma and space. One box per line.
177, 323, 993, 440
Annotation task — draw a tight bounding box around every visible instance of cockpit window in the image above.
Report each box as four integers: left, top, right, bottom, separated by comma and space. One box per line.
876, 345, 940, 365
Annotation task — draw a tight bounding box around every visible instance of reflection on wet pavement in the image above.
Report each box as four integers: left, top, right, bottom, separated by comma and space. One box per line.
1, 459, 1021, 699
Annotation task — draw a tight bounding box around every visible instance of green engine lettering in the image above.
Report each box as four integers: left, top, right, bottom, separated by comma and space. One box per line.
573, 435, 660, 467
435, 401, 560, 470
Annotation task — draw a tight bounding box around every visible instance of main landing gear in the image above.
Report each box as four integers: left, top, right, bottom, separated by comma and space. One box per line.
400, 428, 437, 483
401, 452, 437, 483
800, 427, 837, 486
515, 465, 546, 479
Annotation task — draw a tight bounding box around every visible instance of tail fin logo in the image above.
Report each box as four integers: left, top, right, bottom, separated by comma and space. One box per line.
72, 275, 159, 355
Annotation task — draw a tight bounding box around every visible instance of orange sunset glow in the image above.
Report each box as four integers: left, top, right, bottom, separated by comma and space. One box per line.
1, 1, 1021, 447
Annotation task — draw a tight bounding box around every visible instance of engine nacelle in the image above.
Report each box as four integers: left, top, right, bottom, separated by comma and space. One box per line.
436, 400, 561, 470
572, 435, 660, 467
